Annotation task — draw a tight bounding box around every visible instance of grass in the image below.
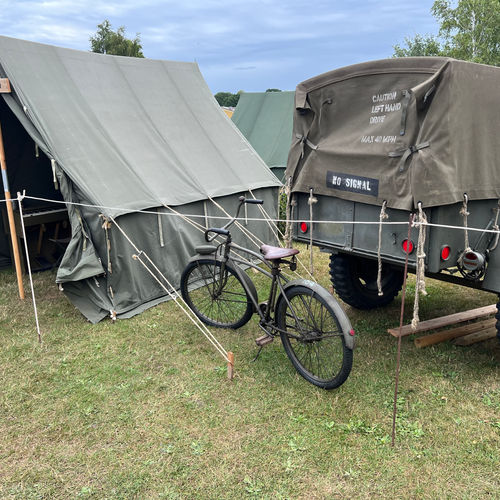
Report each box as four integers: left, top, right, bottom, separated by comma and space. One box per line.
0, 246, 499, 499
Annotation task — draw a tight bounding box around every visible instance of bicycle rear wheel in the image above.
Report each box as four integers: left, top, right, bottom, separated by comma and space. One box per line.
180, 258, 253, 329
276, 285, 353, 389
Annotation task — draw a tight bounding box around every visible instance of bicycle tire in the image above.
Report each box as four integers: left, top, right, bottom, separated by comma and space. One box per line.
276, 285, 353, 389
180, 258, 253, 329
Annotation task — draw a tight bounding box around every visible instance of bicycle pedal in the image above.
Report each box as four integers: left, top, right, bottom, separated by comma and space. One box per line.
255, 335, 274, 347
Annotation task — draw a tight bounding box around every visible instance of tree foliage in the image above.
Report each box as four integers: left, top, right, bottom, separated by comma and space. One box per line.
214, 91, 242, 107
393, 34, 442, 57
90, 20, 144, 58
432, 0, 499, 65
265, 88, 282, 92
393, 0, 499, 66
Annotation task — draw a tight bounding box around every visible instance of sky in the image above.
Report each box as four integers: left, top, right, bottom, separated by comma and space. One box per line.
0, 0, 439, 93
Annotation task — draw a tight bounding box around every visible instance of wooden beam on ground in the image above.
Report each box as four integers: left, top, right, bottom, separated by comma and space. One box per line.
387, 304, 497, 337
452, 327, 497, 346
414, 318, 496, 348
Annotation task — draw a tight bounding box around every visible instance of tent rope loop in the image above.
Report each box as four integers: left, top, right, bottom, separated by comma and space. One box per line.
50, 159, 59, 190
377, 200, 389, 296
411, 202, 428, 330
100, 215, 113, 274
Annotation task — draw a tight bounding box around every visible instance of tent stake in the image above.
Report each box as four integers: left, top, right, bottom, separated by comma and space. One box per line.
0, 118, 25, 299
227, 351, 235, 380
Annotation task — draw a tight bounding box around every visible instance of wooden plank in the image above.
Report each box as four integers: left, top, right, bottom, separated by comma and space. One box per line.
387, 304, 497, 337
414, 318, 496, 348
452, 328, 497, 346
0, 78, 11, 93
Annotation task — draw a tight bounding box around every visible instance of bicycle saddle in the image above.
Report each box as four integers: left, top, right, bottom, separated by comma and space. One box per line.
260, 244, 299, 261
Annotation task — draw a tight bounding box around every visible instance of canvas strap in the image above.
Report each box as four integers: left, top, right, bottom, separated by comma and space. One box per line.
389, 141, 430, 172
399, 90, 412, 136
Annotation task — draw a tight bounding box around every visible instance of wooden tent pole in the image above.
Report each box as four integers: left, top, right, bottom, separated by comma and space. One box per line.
0, 118, 25, 299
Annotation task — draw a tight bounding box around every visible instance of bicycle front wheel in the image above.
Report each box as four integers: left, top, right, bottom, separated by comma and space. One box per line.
276, 285, 353, 389
180, 258, 253, 329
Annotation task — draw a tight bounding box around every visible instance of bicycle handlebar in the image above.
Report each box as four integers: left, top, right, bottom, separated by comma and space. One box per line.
204, 196, 265, 242
205, 227, 230, 242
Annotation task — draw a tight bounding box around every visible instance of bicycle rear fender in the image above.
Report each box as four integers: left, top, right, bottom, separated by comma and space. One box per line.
277, 279, 355, 350
186, 254, 259, 313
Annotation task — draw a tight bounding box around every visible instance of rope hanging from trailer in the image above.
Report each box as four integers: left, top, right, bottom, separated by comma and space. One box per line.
459, 193, 472, 254
377, 200, 388, 297
411, 202, 428, 330
308, 188, 317, 276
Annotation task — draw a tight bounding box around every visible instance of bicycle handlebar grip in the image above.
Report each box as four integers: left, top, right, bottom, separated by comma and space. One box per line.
245, 199, 263, 205
205, 227, 230, 242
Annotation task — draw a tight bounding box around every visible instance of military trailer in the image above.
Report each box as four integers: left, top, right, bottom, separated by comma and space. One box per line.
286, 57, 500, 339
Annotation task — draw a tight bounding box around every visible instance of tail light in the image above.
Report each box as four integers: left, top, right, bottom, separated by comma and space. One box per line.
299, 222, 309, 234
462, 251, 485, 271
440, 245, 451, 261
402, 239, 414, 254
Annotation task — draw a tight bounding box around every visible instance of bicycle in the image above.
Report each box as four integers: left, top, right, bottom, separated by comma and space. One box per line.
180, 196, 355, 389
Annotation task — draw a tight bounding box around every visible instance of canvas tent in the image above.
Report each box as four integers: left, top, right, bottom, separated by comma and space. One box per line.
0, 36, 281, 322
232, 91, 294, 181
287, 57, 500, 210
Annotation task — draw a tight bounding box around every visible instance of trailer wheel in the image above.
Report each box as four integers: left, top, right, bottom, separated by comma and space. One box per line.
329, 254, 404, 310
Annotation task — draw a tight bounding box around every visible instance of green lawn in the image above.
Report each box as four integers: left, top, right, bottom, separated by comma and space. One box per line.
0, 248, 499, 499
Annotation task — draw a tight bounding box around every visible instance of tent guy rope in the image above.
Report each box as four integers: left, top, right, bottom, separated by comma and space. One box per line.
22, 194, 500, 235
108, 215, 232, 366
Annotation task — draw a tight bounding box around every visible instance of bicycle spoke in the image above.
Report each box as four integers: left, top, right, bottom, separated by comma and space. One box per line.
277, 287, 351, 388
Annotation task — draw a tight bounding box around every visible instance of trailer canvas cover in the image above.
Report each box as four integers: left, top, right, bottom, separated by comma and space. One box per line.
0, 36, 280, 322
287, 57, 500, 210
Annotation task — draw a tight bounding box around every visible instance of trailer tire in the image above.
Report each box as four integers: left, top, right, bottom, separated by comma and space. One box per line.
329, 254, 404, 310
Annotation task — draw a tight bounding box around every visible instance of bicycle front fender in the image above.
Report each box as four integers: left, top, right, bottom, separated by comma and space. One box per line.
277, 279, 355, 350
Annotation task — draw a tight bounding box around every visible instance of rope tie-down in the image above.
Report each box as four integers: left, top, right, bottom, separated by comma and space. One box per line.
411, 202, 428, 330
377, 200, 389, 296
308, 188, 318, 275
109, 216, 235, 379
459, 193, 472, 254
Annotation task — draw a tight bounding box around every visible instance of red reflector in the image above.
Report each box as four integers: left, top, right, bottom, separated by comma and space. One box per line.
402, 239, 414, 254
299, 222, 308, 233
465, 251, 477, 260
349, 329, 355, 336
441, 246, 451, 261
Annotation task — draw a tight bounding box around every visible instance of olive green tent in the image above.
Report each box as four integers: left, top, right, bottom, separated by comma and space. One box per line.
0, 36, 280, 322
232, 91, 294, 182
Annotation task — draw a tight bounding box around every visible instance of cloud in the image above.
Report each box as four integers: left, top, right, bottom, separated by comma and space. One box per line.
0, 0, 438, 91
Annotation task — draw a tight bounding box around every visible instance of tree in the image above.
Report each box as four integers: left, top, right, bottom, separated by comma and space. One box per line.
90, 20, 144, 58
265, 88, 282, 92
393, 34, 442, 57
432, 0, 500, 65
393, 0, 499, 66
214, 91, 242, 107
